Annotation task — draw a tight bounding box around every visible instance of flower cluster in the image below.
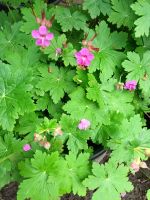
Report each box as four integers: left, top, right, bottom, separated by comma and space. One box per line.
34, 133, 51, 150
75, 48, 94, 69
32, 25, 54, 48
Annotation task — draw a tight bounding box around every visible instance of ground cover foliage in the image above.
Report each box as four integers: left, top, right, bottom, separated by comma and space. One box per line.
1, 0, 150, 199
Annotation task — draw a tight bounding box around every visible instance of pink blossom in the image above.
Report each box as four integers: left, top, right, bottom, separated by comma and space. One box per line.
78, 119, 90, 130
130, 161, 140, 172
32, 25, 54, 48
75, 48, 94, 68
124, 80, 137, 91
23, 144, 31, 152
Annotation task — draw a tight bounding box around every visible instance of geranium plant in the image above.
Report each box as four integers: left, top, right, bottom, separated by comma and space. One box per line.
1, 0, 150, 199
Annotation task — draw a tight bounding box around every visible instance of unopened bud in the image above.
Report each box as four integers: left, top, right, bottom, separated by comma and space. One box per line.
116, 82, 124, 90
43, 142, 51, 150
54, 126, 63, 137
140, 162, 148, 169
145, 149, 150, 157
36, 17, 41, 24
34, 133, 43, 142
130, 162, 140, 172
82, 40, 87, 46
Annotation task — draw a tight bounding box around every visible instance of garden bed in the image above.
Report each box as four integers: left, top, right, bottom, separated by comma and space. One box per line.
1, 167, 150, 200
1, 0, 150, 200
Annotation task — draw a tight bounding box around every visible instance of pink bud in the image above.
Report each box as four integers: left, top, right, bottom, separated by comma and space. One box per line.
34, 133, 43, 142
130, 161, 140, 172
54, 126, 63, 137
43, 142, 51, 150
55, 48, 62, 56
78, 119, 90, 130
23, 144, 31, 152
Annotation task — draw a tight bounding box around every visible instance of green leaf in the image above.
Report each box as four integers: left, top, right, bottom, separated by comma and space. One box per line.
0, 10, 21, 27
63, 87, 109, 128
89, 21, 127, 78
0, 61, 34, 131
103, 90, 134, 117
36, 117, 57, 134
83, 160, 133, 200
108, 115, 150, 163
55, 7, 87, 32
1, 0, 28, 7
62, 43, 76, 66
37, 64, 76, 104
60, 115, 91, 153
36, 93, 63, 119
15, 112, 41, 135
20, 0, 48, 34
0, 160, 12, 188
122, 51, 150, 81
86, 74, 105, 107
87, 74, 134, 117
65, 152, 91, 196
131, 0, 150, 37
83, 0, 111, 18
44, 34, 67, 61
147, 189, 150, 200
0, 22, 32, 60
0, 133, 24, 188
108, 0, 136, 29
17, 151, 70, 200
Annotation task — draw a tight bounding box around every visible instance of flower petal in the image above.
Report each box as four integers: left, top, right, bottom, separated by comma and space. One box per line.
39, 25, 47, 35
46, 33, 54, 40
32, 30, 40, 38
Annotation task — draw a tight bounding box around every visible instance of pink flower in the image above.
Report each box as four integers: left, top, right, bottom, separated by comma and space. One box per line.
78, 119, 90, 130
75, 48, 94, 68
32, 25, 54, 48
130, 162, 140, 172
124, 80, 137, 91
23, 144, 31, 152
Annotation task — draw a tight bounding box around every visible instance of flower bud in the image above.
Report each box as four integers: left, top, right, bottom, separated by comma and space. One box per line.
54, 126, 63, 137
23, 144, 31, 152
140, 162, 148, 169
130, 158, 140, 173
43, 142, 51, 150
34, 133, 43, 142
145, 149, 150, 157
116, 82, 124, 90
